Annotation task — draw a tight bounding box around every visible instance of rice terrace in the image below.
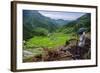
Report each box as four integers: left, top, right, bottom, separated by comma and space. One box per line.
23, 10, 91, 62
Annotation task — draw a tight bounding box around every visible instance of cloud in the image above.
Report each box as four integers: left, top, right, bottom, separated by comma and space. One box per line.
38, 11, 86, 20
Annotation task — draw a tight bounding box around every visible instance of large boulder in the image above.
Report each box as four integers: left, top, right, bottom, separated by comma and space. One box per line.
23, 50, 33, 58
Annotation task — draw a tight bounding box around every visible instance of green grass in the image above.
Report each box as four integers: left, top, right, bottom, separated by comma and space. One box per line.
25, 33, 76, 49
23, 33, 77, 62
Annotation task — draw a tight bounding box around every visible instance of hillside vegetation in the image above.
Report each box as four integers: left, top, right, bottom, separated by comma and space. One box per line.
23, 10, 91, 62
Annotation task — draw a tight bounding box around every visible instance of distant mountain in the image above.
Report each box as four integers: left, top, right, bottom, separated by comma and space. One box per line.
60, 13, 91, 33
55, 19, 72, 26
23, 10, 59, 40
23, 10, 90, 40
23, 10, 57, 31
76, 13, 91, 31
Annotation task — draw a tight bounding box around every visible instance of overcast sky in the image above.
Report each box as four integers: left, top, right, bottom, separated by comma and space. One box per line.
38, 10, 86, 20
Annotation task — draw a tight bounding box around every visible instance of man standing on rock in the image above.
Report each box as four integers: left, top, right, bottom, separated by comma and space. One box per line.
77, 28, 86, 59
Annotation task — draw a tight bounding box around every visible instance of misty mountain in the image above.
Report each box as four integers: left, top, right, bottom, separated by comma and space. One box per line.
55, 19, 72, 26
23, 10, 59, 40
60, 13, 91, 34
23, 10, 90, 40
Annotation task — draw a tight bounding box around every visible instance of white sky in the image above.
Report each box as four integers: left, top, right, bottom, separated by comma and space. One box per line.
38, 10, 86, 20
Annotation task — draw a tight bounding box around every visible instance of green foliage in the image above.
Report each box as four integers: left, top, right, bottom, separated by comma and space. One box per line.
25, 33, 73, 48
61, 13, 91, 34
23, 12, 91, 48
23, 24, 34, 40
23, 12, 91, 62
60, 27, 74, 34
33, 27, 48, 36
77, 13, 91, 31
23, 10, 58, 40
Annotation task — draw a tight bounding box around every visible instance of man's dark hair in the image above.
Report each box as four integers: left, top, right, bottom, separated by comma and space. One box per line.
78, 31, 83, 35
